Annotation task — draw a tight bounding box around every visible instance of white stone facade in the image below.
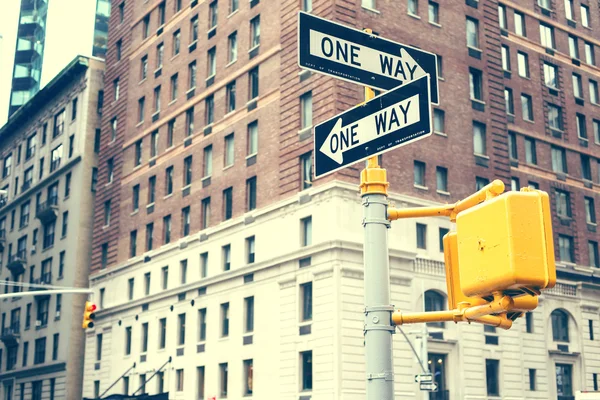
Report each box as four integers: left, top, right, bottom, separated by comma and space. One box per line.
83, 181, 600, 400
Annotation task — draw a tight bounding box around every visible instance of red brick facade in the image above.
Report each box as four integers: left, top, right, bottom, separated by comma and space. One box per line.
91, 0, 600, 272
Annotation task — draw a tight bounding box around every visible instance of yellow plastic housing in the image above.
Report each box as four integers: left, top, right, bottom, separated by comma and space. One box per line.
443, 232, 487, 310
456, 190, 556, 298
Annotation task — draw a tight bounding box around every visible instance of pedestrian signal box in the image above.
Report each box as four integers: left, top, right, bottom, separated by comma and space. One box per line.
455, 189, 556, 299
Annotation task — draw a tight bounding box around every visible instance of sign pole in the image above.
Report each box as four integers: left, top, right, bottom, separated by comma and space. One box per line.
360, 84, 395, 400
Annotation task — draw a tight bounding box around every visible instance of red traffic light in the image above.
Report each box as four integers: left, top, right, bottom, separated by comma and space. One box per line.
83, 301, 97, 329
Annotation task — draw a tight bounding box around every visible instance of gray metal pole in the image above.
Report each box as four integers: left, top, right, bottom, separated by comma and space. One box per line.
361, 142, 395, 400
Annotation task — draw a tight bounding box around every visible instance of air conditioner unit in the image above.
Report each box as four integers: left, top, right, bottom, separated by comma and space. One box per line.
35, 320, 42, 327
55, 311, 61, 318
31, 245, 36, 254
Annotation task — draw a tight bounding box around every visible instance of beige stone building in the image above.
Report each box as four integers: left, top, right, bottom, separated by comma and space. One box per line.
0, 55, 104, 400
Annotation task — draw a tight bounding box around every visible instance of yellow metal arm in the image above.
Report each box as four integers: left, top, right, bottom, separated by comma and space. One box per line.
388, 179, 505, 222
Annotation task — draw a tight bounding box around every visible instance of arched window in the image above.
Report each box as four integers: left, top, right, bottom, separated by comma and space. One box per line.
425, 290, 446, 328
551, 309, 569, 342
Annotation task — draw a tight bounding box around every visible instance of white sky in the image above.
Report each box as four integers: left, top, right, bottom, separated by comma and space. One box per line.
0, 0, 98, 126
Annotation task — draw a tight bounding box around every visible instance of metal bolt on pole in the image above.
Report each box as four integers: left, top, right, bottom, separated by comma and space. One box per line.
360, 86, 395, 400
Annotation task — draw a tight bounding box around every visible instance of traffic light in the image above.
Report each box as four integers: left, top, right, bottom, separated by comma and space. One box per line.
454, 188, 556, 299
82, 301, 97, 329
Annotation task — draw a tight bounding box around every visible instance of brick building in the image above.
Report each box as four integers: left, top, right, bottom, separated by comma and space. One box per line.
84, 0, 600, 399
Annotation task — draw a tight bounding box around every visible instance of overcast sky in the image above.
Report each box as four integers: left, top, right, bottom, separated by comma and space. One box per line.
0, 0, 98, 127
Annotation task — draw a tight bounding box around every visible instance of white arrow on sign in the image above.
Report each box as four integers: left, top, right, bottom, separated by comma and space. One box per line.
415, 374, 433, 383
319, 94, 421, 164
420, 382, 438, 392
309, 30, 427, 83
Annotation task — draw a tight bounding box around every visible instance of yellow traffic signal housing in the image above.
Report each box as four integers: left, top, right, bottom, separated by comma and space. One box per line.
455, 189, 556, 298
82, 301, 97, 329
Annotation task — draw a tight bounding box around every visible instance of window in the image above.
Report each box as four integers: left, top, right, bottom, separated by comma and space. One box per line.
223, 244, 231, 271
118, 1, 124, 22
220, 363, 229, 397
157, 43, 164, 69
577, 114, 588, 139
250, 16, 260, 48
301, 152, 313, 189
138, 97, 145, 122
301, 351, 313, 391
163, 215, 172, 244
569, 35, 579, 59
573, 73, 583, 98
34, 337, 46, 364
146, 223, 154, 251
244, 296, 254, 333
171, 74, 178, 101
416, 223, 427, 249
168, 119, 175, 147
521, 94, 533, 121
186, 107, 194, 136
188, 61, 197, 89
436, 55, 443, 78
26, 134, 37, 160
559, 235, 574, 263
517, 52, 529, 78
157, 372, 165, 394
514, 12, 526, 36
589, 241, 599, 268
551, 309, 570, 341
180, 259, 188, 284
556, 364, 574, 399
501, 45, 510, 71
583, 42, 596, 66
51, 144, 63, 172
301, 216, 312, 247
113, 79, 120, 102
243, 359, 253, 396
142, 14, 150, 38
43, 221, 56, 249
581, 4, 590, 27
202, 197, 211, 229
476, 177, 490, 190
540, 23, 555, 49
207, 47, 216, 77
436, 166, 448, 192
565, 0, 574, 19
165, 166, 173, 195
54, 109, 65, 137
525, 138, 537, 165
249, 67, 259, 100
485, 360, 502, 398
543, 63, 558, 88
223, 187, 233, 220
507, 132, 518, 160
438, 227, 449, 252
247, 121, 258, 155
228, 32, 237, 63
222, 134, 235, 168
190, 15, 198, 42
173, 30, 181, 55
141, 323, 148, 353
414, 161, 426, 186
22, 342, 29, 367
174, 369, 184, 392
139, 375, 146, 395
101, 243, 108, 268
200, 252, 209, 278
177, 313, 186, 345
148, 175, 156, 204
153, 85, 162, 112
408, 0, 418, 15
466, 17, 479, 48
548, 104, 563, 131
594, 120, 600, 144
429, 2, 439, 24
205, 95, 214, 125
433, 109, 445, 133
498, 4, 506, 29
469, 68, 483, 101
198, 308, 207, 340
226, 81, 236, 112
209, 1, 218, 29
300, 91, 313, 129
128, 278, 135, 300
158, 317, 167, 349
183, 156, 193, 186
505, 88, 514, 114
230, 0, 239, 13
473, 122, 486, 155
590, 80, 599, 104
526, 312, 534, 333
140, 56, 148, 80
246, 236, 255, 264
221, 302, 230, 337
585, 197, 596, 224
3, 154, 12, 178
511, 177, 520, 191
135, 140, 142, 166
555, 190, 571, 218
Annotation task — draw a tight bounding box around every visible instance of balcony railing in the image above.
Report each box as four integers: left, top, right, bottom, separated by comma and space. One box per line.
36, 196, 58, 223
0, 324, 21, 346
7, 250, 27, 274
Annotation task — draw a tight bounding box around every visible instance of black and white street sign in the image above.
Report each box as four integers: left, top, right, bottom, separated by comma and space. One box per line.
298, 11, 439, 104
415, 374, 433, 383
420, 382, 438, 392
314, 75, 432, 178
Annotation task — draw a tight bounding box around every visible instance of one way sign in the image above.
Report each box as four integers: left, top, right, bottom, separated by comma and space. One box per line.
298, 11, 439, 104
314, 75, 432, 178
